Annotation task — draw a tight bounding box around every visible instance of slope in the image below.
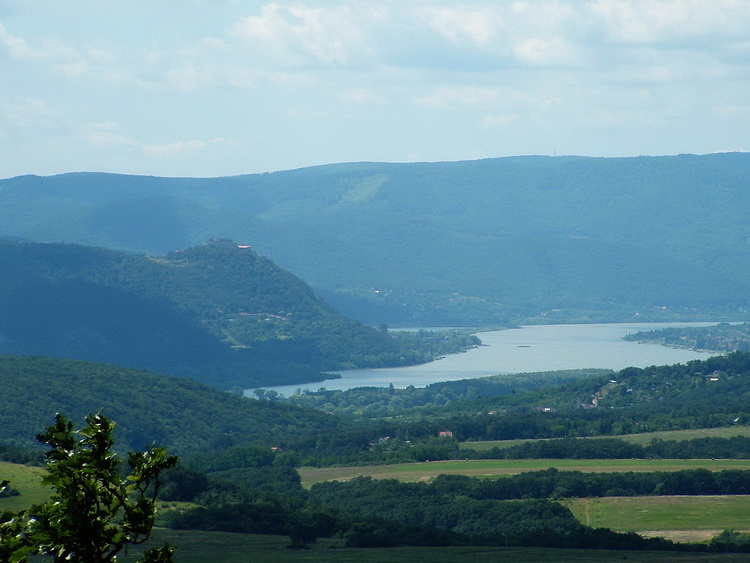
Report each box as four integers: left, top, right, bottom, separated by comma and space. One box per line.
0, 356, 345, 456
0, 240, 433, 388
3, 153, 750, 324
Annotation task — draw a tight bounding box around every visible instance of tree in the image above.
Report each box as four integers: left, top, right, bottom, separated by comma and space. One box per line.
0, 413, 177, 562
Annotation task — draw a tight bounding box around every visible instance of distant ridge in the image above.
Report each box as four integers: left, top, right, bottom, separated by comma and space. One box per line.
2, 153, 749, 325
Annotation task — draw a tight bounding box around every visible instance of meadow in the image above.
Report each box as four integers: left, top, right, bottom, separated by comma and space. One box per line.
562, 495, 750, 543
298, 458, 750, 487
124, 530, 750, 562
461, 426, 750, 451
7, 459, 750, 559
0, 460, 48, 511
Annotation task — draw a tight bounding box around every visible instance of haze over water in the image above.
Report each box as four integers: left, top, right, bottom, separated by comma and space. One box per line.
256, 323, 718, 396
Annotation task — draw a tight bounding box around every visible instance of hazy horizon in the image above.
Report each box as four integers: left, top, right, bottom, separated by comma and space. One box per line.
2, 1, 748, 179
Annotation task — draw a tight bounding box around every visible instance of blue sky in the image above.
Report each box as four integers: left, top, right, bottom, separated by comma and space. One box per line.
1, 0, 748, 178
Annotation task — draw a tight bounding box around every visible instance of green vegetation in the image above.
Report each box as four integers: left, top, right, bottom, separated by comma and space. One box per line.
464, 426, 750, 451
7, 354, 750, 555
0, 240, 478, 388
1, 414, 176, 562
0, 462, 47, 511
4, 154, 750, 325
116, 530, 750, 563
298, 460, 750, 487
283, 369, 609, 416
7, 154, 750, 557
625, 323, 750, 352
0, 356, 351, 456
563, 496, 750, 534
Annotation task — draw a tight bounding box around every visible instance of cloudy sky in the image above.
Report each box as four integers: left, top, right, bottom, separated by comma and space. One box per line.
1, 0, 748, 178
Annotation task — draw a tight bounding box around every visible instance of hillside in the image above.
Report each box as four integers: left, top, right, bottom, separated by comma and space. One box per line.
0, 240, 457, 388
2, 153, 750, 324
273, 352, 750, 451
0, 356, 348, 456
624, 322, 750, 352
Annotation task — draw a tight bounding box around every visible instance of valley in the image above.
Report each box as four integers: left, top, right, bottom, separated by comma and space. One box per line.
4, 155, 750, 559
258, 322, 717, 395
4, 153, 750, 327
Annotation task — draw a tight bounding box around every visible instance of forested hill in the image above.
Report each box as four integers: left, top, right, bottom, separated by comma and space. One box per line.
2, 153, 750, 325
0, 356, 347, 456
0, 240, 447, 388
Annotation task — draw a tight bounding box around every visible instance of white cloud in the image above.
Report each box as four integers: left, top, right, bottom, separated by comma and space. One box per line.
418, 5, 502, 47
229, 3, 383, 68
2, 1, 750, 177
0, 21, 83, 65
82, 122, 221, 160
512, 36, 578, 66
588, 0, 750, 45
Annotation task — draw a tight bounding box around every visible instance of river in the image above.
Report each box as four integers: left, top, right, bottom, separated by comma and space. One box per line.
254, 322, 719, 396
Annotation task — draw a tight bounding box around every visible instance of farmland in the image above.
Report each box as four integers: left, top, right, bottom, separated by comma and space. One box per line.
562, 495, 750, 543
461, 426, 750, 451
0, 461, 48, 511
136, 530, 750, 562
298, 458, 750, 488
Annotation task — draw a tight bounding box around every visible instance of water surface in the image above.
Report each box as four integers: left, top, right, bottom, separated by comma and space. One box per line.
255, 323, 717, 396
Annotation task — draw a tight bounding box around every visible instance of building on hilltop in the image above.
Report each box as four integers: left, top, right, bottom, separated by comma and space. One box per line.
205, 237, 252, 250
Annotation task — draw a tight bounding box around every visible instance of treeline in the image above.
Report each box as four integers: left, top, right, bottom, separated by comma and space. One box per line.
8, 354, 750, 471
296, 434, 750, 468
281, 369, 608, 416
426, 468, 750, 499
292, 352, 750, 449
624, 322, 750, 352
472, 436, 750, 461
159, 460, 680, 551
0, 356, 350, 456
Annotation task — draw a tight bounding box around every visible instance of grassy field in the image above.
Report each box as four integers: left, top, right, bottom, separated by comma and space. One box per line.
299, 458, 750, 487
124, 530, 750, 562
13, 526, 750, 561
462, 426, 750, 451
0, 460, 48, 511
562, 495, 750, 543
6, 460, 750, 560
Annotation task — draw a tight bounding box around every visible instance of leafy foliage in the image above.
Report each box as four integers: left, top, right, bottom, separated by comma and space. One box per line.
281, 369, 609, 417
0, 241, 476, 388
0, 355, 349, 457
0, 414, 177, 562
306, 476, 674, 550
625, 322, 750, 352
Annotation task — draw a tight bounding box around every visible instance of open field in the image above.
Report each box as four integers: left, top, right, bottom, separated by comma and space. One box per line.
0, 460, 48, 511
562, 495, 750, 543
299, 458, 750, 487
461, 426, 750, 451
123, 530, 750, 562
15, 527, 750, 561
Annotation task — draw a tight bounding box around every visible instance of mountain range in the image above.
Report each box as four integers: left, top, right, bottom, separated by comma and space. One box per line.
2, 153, 750, 325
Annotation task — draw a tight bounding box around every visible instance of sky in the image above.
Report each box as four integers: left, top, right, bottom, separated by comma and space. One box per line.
1, 0, 749, 178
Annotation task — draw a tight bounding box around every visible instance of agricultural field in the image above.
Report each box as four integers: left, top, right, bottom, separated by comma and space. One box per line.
298, 458, 750, 487
0, 460, 48, 511
461, 426, 750, 451
562, 495, 750, 543
127, 530, 750, 563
